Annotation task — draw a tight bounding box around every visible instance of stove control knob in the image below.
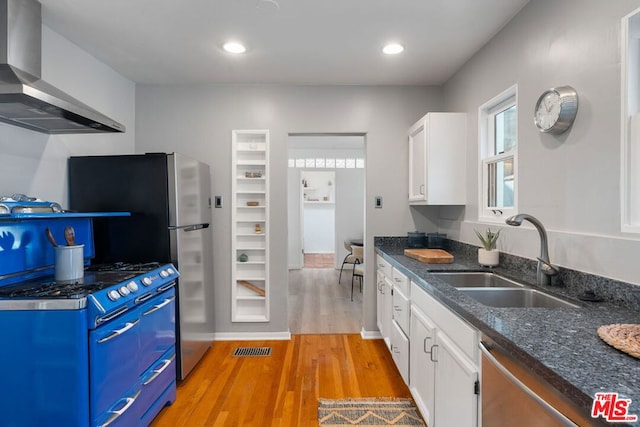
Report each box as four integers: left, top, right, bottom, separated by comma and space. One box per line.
127, 281, 139, 292
108, 290, 121, 301
142, 277, 153, 286
167, 268, 175, 275
160, 270, 169, 278
119, 286, 130, 297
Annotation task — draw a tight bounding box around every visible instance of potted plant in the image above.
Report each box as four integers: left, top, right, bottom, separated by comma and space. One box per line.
475, 228, 501, 266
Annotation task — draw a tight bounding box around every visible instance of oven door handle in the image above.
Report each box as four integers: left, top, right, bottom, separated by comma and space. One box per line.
97, 319, 140, 344
157, 281, 176, 293
98, 389, 142, 427
143, 354, 176, 386
142, 296, 176, 316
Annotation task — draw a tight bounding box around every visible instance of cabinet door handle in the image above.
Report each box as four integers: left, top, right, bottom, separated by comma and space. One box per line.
430, 344, 438, 363
393, 305, 402, 311
394, 277, 403, 283
423, 336, 432, 354
420, 184, 425, 195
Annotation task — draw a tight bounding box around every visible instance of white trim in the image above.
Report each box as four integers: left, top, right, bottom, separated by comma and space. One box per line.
361, 328, 382, 340
621, 8, 640, 233
213, 331, 292, 341
478, 84, 518, 223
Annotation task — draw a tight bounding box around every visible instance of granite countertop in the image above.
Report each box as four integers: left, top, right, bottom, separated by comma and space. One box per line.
375, 240, 640, 425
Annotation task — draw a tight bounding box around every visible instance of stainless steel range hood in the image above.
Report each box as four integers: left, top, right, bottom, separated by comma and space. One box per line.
0, 0, 124, 134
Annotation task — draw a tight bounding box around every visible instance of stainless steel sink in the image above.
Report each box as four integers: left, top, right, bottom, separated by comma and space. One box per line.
458, 288, 579, 309
431, 272, 525, 288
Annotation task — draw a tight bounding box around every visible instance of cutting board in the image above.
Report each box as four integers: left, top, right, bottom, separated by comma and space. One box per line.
404, 248, 454, 264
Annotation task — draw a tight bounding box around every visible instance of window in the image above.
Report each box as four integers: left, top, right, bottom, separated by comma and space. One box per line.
622, 8, 640, 232
479, 85, 518, 222
287, 157, 365, 169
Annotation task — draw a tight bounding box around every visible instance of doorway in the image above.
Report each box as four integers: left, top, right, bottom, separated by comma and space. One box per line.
301, 170, 336, 268
287, 134, 365, 334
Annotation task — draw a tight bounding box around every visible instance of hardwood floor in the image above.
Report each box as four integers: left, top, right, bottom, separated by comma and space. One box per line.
303, 253, 335, 268
151, 266, 384, 426
151, 335, 411, 426
288, 267, 362, 334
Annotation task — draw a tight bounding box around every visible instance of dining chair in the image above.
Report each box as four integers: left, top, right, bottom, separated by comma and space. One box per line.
339, 239, 361, 283
351, 244, 364, 301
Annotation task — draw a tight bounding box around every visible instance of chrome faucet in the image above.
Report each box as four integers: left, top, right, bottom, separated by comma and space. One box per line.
505, 213, 560, 286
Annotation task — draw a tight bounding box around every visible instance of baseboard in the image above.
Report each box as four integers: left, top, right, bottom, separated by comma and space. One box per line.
213, 331, 292, 341
361, 328, 382, 339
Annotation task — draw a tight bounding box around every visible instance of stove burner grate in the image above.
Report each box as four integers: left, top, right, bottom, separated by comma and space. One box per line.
0, 281, 103, 298
0, 271, 140, 298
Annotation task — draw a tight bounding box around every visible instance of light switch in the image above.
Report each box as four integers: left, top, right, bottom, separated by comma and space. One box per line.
375, 196, 382, 208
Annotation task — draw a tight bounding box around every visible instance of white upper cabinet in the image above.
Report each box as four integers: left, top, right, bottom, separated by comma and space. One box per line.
408, 113, 467, 205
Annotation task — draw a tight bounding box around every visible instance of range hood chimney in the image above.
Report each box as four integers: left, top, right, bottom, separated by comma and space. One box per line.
0, 0, 125, 134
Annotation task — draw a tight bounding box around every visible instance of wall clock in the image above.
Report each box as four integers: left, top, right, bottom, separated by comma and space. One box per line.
534, 86, 578, 134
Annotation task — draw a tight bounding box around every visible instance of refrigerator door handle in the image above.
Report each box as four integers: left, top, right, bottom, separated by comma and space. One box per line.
168, 223, 210, 232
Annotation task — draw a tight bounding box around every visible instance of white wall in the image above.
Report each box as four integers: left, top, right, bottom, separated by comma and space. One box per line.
136, 84, 443, 335
0, 26, 135, 206
303, 204, 335, 253
334, 167, 365, 268
439, 0, 640, 286
302, 170, 335, 254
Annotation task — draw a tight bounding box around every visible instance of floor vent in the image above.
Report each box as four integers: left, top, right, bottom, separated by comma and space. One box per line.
232, 346, 272, 357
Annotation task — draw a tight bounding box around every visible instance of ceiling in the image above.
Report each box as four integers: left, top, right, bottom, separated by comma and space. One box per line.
40, 0, 529, 86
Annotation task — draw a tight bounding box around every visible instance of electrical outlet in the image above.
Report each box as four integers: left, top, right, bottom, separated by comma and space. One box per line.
215, 196, 223, 208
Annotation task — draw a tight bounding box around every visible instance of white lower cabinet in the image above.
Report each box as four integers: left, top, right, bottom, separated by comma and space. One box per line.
410, 305, 436, 426
434, 331, 479, 426
376, 256, 394, 349
390, 320, 410, 383
376, 272, 385, 338
410, 281, 479, 427
390, 285, 411, 384
392, 285, 410, 335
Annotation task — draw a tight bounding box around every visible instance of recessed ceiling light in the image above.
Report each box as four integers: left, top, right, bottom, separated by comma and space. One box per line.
382, 43, 404, 55
223, 42, 246, 54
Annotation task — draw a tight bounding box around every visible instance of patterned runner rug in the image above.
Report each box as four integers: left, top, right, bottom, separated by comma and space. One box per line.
318, 398, 426, 426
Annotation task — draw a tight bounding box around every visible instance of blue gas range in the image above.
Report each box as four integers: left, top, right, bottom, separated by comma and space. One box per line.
0, 213, 178, 426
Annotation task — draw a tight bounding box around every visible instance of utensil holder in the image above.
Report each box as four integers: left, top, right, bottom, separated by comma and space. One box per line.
55, 245, 84, 282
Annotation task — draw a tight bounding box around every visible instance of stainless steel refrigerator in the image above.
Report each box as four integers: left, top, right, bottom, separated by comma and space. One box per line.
68, 152, 214, 380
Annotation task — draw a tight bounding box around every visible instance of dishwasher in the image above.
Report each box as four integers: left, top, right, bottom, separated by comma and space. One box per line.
480, 336, 595, 426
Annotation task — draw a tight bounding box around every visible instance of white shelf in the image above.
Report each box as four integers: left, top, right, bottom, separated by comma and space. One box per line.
232, 129, 270, 323
237, 160, 266, 166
